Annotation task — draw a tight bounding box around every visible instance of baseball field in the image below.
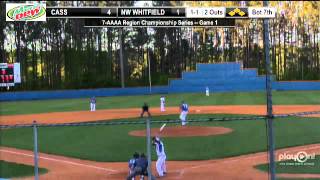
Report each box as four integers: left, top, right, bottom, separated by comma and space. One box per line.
0, 91, 320, 180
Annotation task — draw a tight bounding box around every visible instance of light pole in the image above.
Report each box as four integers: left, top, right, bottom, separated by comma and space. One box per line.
119, 28, 125, 88
146, 117, 152, 180
263, 1, 276, 180
118, 1, 125, 88
147, 28, 152, 93
33, 121, 39, 180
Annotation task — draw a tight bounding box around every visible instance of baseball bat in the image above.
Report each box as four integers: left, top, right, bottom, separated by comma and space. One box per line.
159, 123, 166, 132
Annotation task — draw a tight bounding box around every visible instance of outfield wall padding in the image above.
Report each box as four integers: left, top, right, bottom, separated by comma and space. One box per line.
273, 81, 320, 91
0, 86, 168, 101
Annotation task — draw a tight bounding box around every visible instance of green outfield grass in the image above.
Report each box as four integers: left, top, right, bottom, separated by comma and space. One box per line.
0, 91, 319, 115
255, 156, 320, 175
0, 160, 48, 178
1, 114, 319, 162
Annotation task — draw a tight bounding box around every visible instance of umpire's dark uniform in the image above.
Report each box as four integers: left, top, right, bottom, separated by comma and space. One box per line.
140, 103, 151, 117
127, 155, 155, 180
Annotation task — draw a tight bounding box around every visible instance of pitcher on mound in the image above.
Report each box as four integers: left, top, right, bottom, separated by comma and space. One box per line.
179, 101, 189, 126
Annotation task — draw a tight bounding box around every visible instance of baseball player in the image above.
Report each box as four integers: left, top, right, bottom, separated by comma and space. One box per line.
128, 152, 139, 180
206, 86, 210, 96
180, 101, 189, 126
140, 102, 151, 117
127, 153, 155, 180
90, 96, 96, 111
152, 136, 167, 177
160, 96, 166, 112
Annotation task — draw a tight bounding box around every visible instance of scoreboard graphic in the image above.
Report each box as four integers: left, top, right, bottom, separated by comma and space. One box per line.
45, 7, 276, 27
5, 1, 277, 25
0, 63, 21, 87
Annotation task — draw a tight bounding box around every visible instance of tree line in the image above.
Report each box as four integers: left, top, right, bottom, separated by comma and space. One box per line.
0, 1, 319, 90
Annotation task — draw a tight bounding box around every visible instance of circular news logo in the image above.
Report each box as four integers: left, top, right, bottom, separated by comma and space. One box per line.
296, 151, 308, 163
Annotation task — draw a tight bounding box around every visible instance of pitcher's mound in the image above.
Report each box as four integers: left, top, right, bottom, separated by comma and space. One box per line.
129, 126, 232, 137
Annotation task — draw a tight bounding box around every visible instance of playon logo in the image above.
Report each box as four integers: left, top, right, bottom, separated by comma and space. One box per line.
6, 2, 46, 21
278, 151, 316, 163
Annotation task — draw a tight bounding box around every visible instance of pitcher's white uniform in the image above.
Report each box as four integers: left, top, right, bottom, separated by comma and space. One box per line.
90, 97, 96, 111
180, 102, 189, 126
155, 137, 166, 177
160, 96, 165, 112
206, 86, 210, 96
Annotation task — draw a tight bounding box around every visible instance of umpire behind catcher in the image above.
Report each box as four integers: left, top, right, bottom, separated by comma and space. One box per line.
126, 153, 155, 180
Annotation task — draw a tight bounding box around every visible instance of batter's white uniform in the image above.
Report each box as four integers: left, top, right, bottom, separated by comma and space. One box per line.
155, 139, 166, 177
160, 96, 165, 112
206, 87, 210, 96
180, 103, 189, 126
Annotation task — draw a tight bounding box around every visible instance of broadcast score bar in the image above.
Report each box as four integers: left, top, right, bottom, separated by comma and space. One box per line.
47, 7, 276, 18
47, 7, 276, 27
